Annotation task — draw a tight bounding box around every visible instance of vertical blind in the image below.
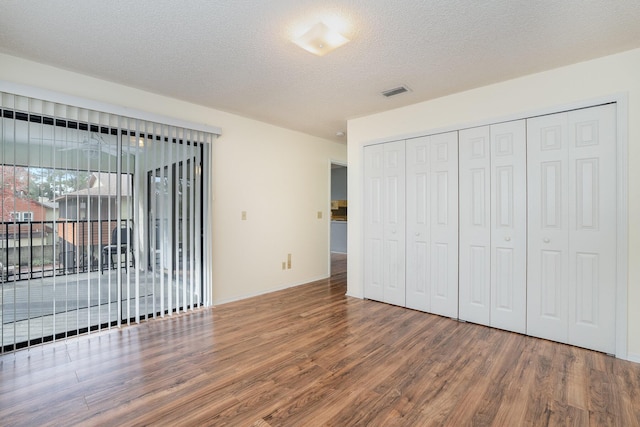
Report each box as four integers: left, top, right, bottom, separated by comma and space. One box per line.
0, 91, 216, 353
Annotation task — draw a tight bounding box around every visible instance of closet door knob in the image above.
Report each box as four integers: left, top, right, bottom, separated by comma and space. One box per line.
415, 232, 420, 237
543, 238, 550, 243
504, 237, 511, 242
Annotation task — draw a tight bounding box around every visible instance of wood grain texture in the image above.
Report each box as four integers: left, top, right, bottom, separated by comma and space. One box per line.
1, 254, 639, 426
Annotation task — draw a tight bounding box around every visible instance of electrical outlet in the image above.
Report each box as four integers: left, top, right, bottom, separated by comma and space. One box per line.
282, 261, 286, 270
241, 211, 247, 220
317, 211, 322, 219
287, 253, 292, 269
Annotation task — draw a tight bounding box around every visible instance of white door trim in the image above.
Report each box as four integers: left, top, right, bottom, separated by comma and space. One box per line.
614, 95, 629, 359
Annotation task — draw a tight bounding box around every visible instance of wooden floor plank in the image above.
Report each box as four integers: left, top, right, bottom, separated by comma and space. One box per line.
1, 253, 640, 426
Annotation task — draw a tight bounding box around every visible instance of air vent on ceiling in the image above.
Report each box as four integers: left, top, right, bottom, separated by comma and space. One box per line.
381, 85, 411, 98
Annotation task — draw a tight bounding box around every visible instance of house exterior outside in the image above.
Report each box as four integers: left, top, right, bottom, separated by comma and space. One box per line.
54, 172, 132, 271
1, 172, 56, 275
1, 169, 131, 277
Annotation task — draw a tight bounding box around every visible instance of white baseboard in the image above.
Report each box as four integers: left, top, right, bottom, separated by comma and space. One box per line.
345, 292, 363, 299
212, 274, 329, 306
626, 352, 640, 364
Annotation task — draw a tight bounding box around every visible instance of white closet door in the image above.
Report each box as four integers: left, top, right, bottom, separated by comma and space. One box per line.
490, 120, 526, 334
383, 140, 406, 306
527, 112, 570, 344
406, 136, 430, 311
429, 132, 458, 318
527, 104, 616, 353
458, 126, 491, 325
567, 104, 616, 353
364, 144, 385, 302
459, 122, 526, 333
364, 141, 406, 306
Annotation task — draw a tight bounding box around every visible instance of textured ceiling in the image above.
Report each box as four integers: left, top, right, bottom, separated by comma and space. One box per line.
1, 1, 640, 142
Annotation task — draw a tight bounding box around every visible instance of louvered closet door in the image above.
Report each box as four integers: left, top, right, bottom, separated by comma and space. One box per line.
459, 126, 491, 325
363, 141, 406, 306
490, 120, 526, 334
428, 132, 458, 318
527, 104, 616, 353
406, 136, 430, 312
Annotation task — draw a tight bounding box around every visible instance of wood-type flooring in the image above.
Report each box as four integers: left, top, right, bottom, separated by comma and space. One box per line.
1, 254, 639, 426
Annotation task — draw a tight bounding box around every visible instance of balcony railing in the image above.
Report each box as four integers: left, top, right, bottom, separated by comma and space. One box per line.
0, 219, 131, 282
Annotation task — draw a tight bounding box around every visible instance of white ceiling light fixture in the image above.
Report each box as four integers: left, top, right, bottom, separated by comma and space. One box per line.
293, 22, 350, 56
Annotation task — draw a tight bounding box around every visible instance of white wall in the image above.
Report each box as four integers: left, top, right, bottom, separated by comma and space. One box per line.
0, 53, 347, 304
347, 48, 640, 360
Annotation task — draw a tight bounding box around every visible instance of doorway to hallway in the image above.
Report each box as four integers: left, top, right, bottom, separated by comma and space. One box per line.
330, 162, 347, 276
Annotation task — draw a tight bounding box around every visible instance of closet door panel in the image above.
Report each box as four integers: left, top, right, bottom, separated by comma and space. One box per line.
363, 144, 385, 302
528, 104, 617, 353
490, 120, 526, 333
527, 113, 570, 344
567, 104, 616, 354
382, 141, 406, 306
459, 126, 491, 325
406, 137, 430, 311
429, 132, 458, 318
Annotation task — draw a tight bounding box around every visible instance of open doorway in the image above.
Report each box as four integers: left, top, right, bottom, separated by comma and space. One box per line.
330, 162, 347, 276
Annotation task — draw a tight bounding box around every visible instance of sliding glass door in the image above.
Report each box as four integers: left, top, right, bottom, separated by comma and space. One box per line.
0, 92, 214, 353
144, 151, 203, 318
